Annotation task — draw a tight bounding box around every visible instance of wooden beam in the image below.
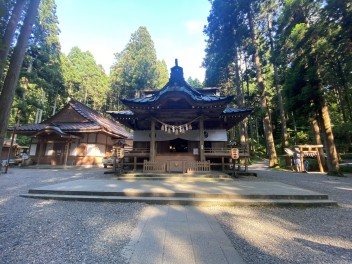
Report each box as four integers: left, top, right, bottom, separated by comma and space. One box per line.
64, 141, 69, 166
150, 119, 156, 161
199, 117, 205, 161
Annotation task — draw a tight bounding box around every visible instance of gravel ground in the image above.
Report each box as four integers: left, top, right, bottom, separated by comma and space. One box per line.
1, 164, 352, 264
206, 162, 352, 264
0, 167, 145, 264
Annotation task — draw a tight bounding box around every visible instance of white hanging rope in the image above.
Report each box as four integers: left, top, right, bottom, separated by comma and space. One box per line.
152, 116, 202, 134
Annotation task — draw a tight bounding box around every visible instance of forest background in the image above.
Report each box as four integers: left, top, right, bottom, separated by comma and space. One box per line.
0, 0, 351, 174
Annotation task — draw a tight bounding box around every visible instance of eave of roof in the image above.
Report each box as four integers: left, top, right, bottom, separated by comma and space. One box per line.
120, 60, 233, 108
221, 107, 253, 116
14, 100, 132, 139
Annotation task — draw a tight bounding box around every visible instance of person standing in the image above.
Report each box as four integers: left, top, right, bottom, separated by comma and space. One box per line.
293, 148, 302, 172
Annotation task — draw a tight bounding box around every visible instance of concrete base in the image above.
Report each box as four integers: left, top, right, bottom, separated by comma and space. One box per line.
21, 178, 337, 207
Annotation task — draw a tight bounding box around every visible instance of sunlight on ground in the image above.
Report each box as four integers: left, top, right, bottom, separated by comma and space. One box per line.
211, 207, 352, 260
0, 197, 9, 205
106, 184, 119, 188
42, 179, 57, 183
33, 200, 55, 207
335, 186, 352, 191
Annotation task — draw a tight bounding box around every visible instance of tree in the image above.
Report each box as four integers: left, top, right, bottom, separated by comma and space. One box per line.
63, 46, 108, 111
110, 26, 159, 100
275, 0, 340, 174
204, 0, 278, 167
0, 0, 26, 84
19, 0, 65, 122
247, 1, 278, 167
187, 76, 203, 87
0, 0, 41, 158
156, 59, 168, 88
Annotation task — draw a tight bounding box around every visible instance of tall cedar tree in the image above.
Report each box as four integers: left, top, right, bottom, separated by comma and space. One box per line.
0, 0, 41, 158
110, 26, 161, 101
0, 0, 26, 84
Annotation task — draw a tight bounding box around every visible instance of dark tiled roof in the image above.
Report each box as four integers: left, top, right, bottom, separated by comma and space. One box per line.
68, 100, 131, 138
222, 107, 253, 115
121, 62, 233, 106
107, 110, 134, 118
16, 123, 101, 132
122, 85, 233, 105
16, 100, 132, 138
109, 108, 252, 118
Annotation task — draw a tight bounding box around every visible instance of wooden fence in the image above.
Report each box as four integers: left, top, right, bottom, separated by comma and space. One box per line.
143, 160, 166, 172
184, 161, 211, 173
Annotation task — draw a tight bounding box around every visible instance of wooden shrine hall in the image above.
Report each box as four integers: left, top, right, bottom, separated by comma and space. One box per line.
108, 60, 252, 173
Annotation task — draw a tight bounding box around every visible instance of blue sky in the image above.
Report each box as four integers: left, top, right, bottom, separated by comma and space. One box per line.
56, 0, 211, 81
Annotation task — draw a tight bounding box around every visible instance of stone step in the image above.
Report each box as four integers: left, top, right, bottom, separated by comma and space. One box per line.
115, 176, 234, 182
118, 172, 234, 178
20, 193, 337, 207
27, 189, 330, 200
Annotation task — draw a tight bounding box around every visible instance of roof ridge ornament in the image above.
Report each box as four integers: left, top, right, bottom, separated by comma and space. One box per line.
170, 58, 184, 83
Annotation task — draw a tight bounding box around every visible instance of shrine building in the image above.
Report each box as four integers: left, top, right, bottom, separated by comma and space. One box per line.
108, 60, 252, 172
14, 100, 131, 166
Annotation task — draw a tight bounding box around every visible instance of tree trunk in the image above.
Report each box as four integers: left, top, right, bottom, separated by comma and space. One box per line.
267, 14, 289, 152
314, 56, 340, 174
336, 59, 352, 123
0, 0, 40, 158
52, 95, 58, 116
311, 117, 326, 166
248, 5, 278, 167
0, 0, 27, 83
234, 47, 248, 148
318, 102, 340, 174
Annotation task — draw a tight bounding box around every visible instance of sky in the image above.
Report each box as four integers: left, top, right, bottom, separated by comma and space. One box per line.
55, 0, 211, 82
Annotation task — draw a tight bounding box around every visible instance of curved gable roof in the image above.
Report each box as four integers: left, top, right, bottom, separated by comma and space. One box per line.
16, 100, 132, 139
121, 60, 233, 108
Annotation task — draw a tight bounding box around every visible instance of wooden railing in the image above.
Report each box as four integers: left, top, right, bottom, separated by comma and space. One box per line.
184, 161, 211, 173
125, 148, 150, 157
204, 148, 231, 157
125, 147, 248, 158
143, 160, 166, 172
204, 147, 249, 158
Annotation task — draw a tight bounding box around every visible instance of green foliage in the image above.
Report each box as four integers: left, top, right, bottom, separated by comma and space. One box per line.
109, 26, 166, 110
187, 77, 203, 88
16, 135, 31, 146
6, 0, 66, 125
156, 59, 169, 88
203, 0, 351, 167
333, 123, 352, 152
0, 0, 6, 17
64, 46, 109, 111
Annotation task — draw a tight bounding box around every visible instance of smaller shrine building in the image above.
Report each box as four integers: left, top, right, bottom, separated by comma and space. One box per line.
15, 100, 131, 166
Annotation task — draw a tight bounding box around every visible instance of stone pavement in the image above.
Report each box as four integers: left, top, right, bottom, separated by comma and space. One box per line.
22, 179, 337, 206
18, 162, 337, 264
122, 205, 245, 264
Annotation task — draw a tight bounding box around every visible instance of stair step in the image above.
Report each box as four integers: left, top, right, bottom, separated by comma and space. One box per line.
20, 193, 337, 207
115, 177, 234, 182
27, 189, 330, 200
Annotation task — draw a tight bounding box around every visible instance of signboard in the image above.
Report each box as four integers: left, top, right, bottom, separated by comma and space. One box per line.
231, 148, 239, 159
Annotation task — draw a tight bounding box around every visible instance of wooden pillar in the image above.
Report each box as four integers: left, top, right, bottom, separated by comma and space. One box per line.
64, 141, 69, 166
199, 117, 205, 161
316, 147, 324, 173
112, 147, 117, 172
300, 149, 304, 172
133, 156, 137, 171
37, 139, 45, 165
150, 119, 156, 161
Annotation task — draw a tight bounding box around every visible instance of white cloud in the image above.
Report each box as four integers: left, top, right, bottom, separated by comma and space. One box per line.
185, 20, 204, 35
